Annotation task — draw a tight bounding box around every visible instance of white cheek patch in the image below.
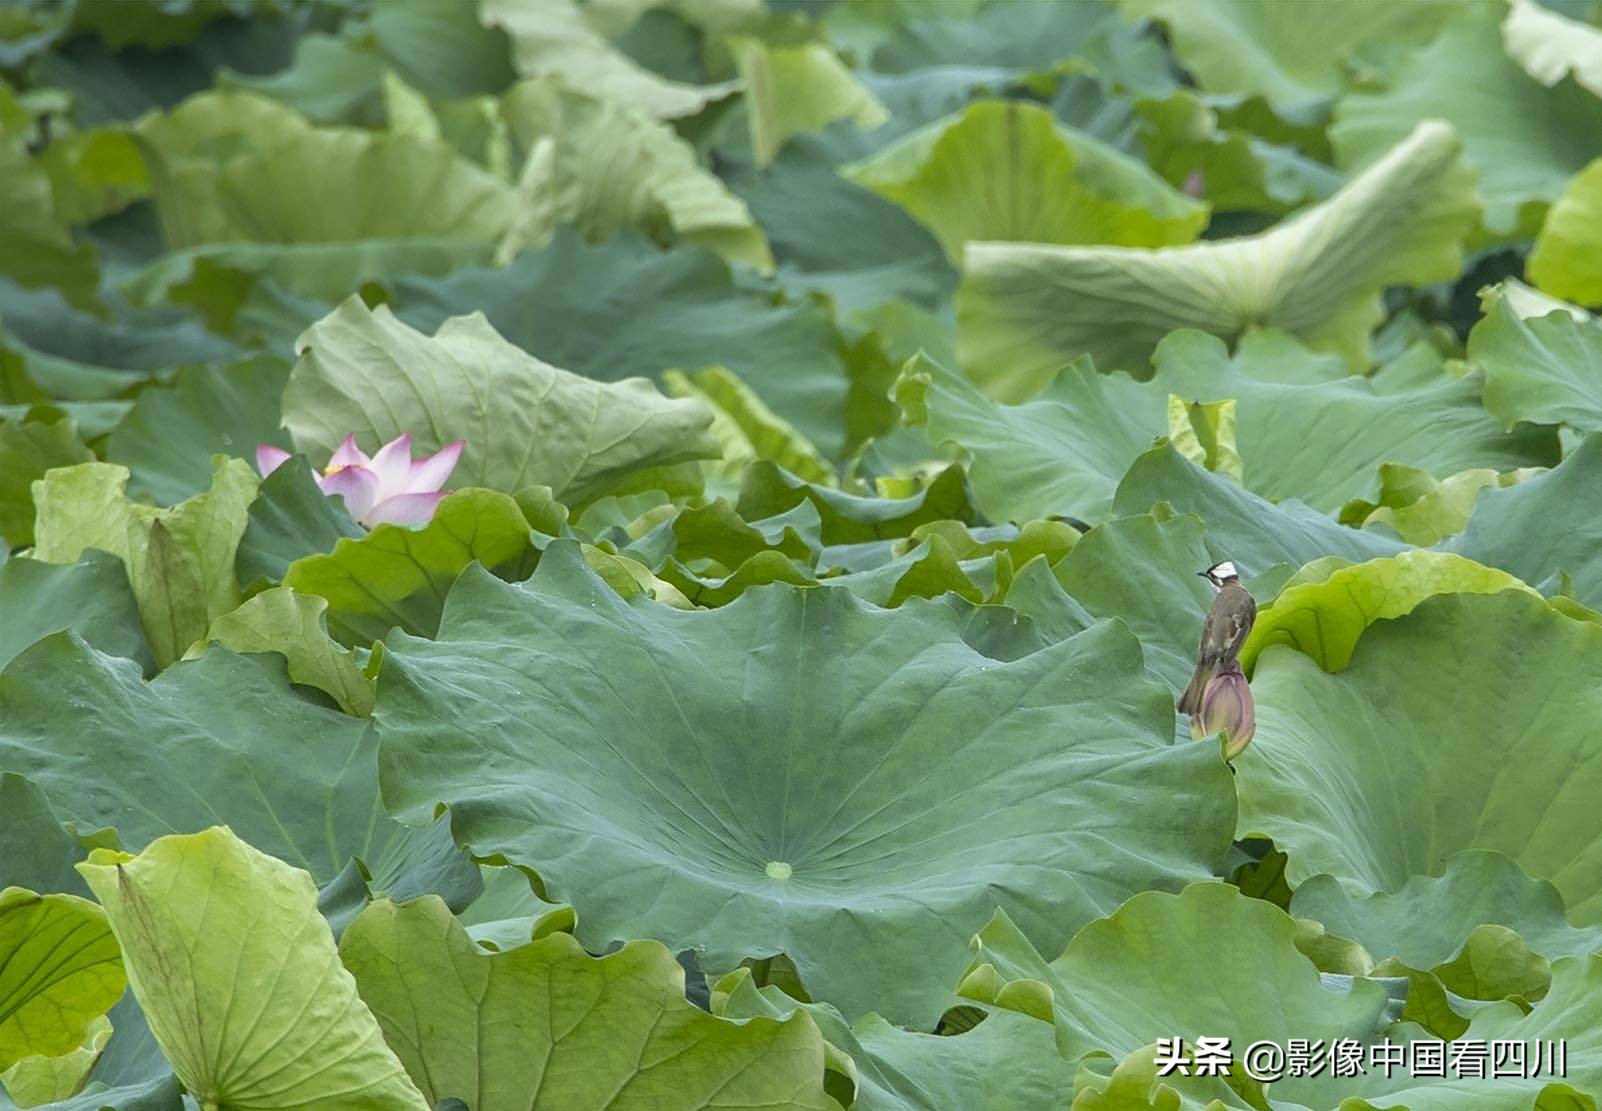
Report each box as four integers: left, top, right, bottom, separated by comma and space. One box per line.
1211, 561, 1238, 580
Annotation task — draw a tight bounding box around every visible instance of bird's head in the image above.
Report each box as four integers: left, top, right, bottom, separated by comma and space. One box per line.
1200, 560, 1240, 589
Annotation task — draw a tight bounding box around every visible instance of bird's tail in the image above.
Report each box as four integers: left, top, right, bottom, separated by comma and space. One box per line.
1176, 660, 1212, 716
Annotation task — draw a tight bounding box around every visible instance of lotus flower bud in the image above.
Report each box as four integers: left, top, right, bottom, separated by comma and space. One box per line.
1189, 659, 1255, 761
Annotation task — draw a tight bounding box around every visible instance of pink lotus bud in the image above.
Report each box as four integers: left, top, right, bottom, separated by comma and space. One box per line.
1189, 659, 1255, 761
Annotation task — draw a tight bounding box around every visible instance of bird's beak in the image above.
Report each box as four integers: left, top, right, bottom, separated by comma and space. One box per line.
1197, 571, 1209, 578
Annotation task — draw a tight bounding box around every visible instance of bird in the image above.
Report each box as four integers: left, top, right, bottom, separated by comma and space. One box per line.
1177, 560, 1256, 716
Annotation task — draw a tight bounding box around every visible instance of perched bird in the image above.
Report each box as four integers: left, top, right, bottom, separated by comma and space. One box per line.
1177, 561, 1256, 716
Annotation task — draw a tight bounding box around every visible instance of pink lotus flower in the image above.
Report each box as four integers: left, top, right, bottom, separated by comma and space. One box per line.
256, 433, 464, 527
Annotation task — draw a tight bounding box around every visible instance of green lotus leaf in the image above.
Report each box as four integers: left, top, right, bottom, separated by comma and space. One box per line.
1050, 509, 1217, 692
374, 542, 1237, 1026
1, 1012, 112, 1108
1470, 281, 1602, 431
496, 77, 772, 271
121, 241, 494, 324
0, 133, 99, 312
480, 0, 740, 120
1116, 0, 1459, 114
390, 232, 869, 461
1340, 462, 1539, 548
1292, 850, 1602, 977
1239, 550, 1539, 673
103, 357, 291, 507
732, 37, 886, 167
1330, 3, 1602, 237
1132, 87, 1341, 216
958, 120, 1476, 392
712, 966, 1078, 1111
737, 461, 973, 546
1113, 443, 1407, 570
282, 487, 536, 643
1239, 590, 1602, 925
0, 888, 124, 1071
77, 827, 428, 1111
721, 135, 956, 318
957, 884, 1389, 1109
663, 365, 836, 486
844, 100, 1206, 265
0, 634, 418, 886
339, 895, 835, 1110
0, 552, 151, 674
1334, 955, 1602, 1108
1527, 158, 1602, 306
901, 335, 1546, 519
285, 296, 717, 502
234, 455, 365, 588
191, 587, 373, 716
0, 773, 91, 898
0, 404, 91, 548
31, 458, 258, 667
1068, 1042, 1242, 1111
1447, 434, 1602, 608
1502, 0, 1602, 99
132, 90, 515, 250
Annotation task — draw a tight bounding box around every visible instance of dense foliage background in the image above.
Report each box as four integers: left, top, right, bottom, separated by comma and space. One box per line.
4, 0, 1602, 1108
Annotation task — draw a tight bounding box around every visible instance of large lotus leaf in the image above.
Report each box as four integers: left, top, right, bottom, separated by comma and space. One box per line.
712, 966, 1078, 1111
191, 587, 373, 716
1341, 462, 1540, 548
737, 461, 973, 547
1239, 590, 1602, 925
1050, 510, 1217, 693
234, 455, 366, 587
1330, 3, 1602, 237
1471, 277, 1602, 432
1133, 87, 1342, 217
374, 542, 1238, 1026
1113, 442, 1407, 571
895, 353, 1151, 521
721, 135, 957, 318
285, 296, 716, 501
0, 135, 98, 312
0, 405, 92, 548
843, 100, 1206, 264
1446, 434, 1602, 608
731, 37, 886, 167
31, 459, 258, 667
0, 773, 90, 897
1116, 0, 1459, 115
391, 232, 867, 461
1, 1011, 111, 1109
102, 357, 292, 507
0, 888, 125, 1071
121, 240, 495, 323
1239, 551, 1539, 674
1503, 0, 1602, 99
77, 827, 428, 1111
1527, 158, 1602, 306
282, 487, 536, 644
496, 77, 771, 272
664, 366, 836, 486
0, 634, 409, 886
0, 552, 151, 674
480, 0, 739, 120
1335, 955, 1602, 1109
958, 884, 1390, 1109
1292, 850, 1602, 974
132, 90, 515, 249
338, 896, 835, 1111
957, 120, 1476, 392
